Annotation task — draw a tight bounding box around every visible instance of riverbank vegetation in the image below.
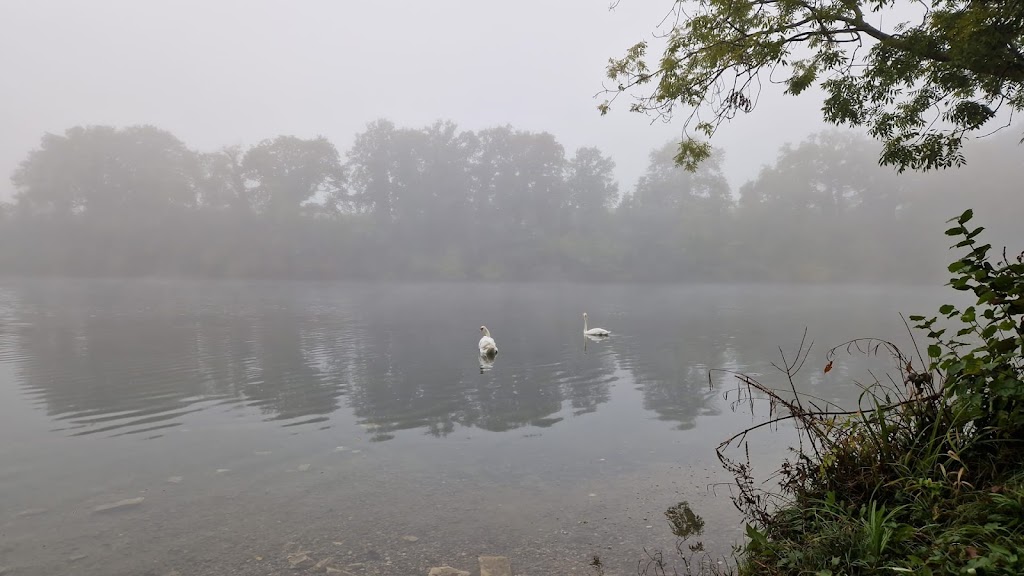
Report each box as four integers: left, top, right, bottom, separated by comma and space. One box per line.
604, 0, 1024, 570
663, 215, 1023, 576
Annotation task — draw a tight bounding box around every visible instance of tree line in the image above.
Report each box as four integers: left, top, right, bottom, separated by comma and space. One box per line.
2, 121, 1020, 282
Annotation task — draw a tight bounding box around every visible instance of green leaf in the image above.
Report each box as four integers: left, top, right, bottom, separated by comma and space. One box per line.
939, 304, 955, 315
957, 209, 973, 224
961, 307, 976, 322
927, 344, 941, 358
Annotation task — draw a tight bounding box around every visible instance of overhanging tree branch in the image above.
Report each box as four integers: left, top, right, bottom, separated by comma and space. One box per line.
602, 0, 1024, 172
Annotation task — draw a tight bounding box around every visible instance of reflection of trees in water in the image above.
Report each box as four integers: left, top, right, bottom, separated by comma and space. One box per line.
239, 307, 350, 424
614, 285, 939, 429
341, 286, 619, 439
342, 321, 573, 438
8, 281, 350, 436
12, 283, 213, 437
3, 281, 916, 440
610, 289, 729, 430
343, 325, 466, 440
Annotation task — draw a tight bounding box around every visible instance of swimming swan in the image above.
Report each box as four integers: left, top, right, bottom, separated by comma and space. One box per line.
583, 313, 610, 337
479, 326, 498, 357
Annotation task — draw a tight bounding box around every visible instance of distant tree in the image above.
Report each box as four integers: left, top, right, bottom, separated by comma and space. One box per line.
739, 131, 901, 218
197, 146, 249, 212
9, 120, 1015, 282
241, 135, 342, 216
10, 131, 82, 217
560, 147, 622, 277
566, 147, 618, 217
12, 125, 199, 217
346, 119, 398, 223
498, 130, 568, 235
601, 0, 1024, 172
630, 143, 731, 213
618, 143, 733, 279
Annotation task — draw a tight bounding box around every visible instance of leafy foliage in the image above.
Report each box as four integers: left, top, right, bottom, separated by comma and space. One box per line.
708, 216, 1024, 575
3, 124, 1021, 281
241, 135, 343, 215
602, 0, 1024, 172
911, 209, 1024, 438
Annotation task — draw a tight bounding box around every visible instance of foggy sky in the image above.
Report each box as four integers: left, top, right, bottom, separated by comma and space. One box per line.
0, 0, 830, 200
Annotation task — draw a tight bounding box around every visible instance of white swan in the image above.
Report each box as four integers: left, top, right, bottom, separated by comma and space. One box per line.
583, 313, 610, 337
479, 325, 498, 357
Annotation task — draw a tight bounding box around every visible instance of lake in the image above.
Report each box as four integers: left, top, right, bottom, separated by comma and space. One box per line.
0, 280, 951, 576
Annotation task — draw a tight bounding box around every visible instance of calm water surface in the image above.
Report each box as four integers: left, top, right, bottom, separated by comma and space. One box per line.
0, 280, 949, 575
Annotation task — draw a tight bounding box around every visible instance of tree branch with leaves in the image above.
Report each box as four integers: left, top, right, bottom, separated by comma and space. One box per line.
601, 0, 1024, 171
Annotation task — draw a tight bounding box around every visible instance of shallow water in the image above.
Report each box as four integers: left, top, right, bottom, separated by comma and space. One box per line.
0, 280, 950, 575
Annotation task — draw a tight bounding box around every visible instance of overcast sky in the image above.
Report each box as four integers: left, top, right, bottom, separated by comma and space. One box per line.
0, 0, 830, 200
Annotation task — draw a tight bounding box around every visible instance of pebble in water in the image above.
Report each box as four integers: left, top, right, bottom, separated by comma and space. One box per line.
428, 568, 470, 576
287, 552, 315, 569
92, 497, 145, 513
16, 508, 48, 518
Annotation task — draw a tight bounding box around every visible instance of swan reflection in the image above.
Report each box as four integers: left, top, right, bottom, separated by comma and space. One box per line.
479, 351, 496, 373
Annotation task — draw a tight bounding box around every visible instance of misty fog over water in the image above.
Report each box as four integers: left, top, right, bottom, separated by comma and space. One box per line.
1, 1, 1022, 575
1, 281, 955, 575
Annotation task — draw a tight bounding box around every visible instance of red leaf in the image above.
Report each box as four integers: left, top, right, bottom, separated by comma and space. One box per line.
823, 361, 833, 374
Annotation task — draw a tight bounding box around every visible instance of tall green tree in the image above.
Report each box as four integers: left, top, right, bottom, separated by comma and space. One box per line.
241, 135, 342, 216
617, 143, 733, 279
736, 131, 913, 280
12, 125, 199, 217
197, 146, 249, 212
347, 119, 398, 223
602, 0, 1024, 171
566, 147, 618, 218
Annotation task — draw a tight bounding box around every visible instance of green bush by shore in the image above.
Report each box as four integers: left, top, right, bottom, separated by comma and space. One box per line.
689, 211, 1024, 576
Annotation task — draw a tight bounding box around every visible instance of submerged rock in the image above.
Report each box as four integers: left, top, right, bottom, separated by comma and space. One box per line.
166, 476, 183, 484
428, 567, 470, 576
287, 552, 315, 569
479, 556, 512, 576
92, 497, 145, 513
16, 508, 48, 518
298, 464, 311, 472
401, 535, 419, 542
